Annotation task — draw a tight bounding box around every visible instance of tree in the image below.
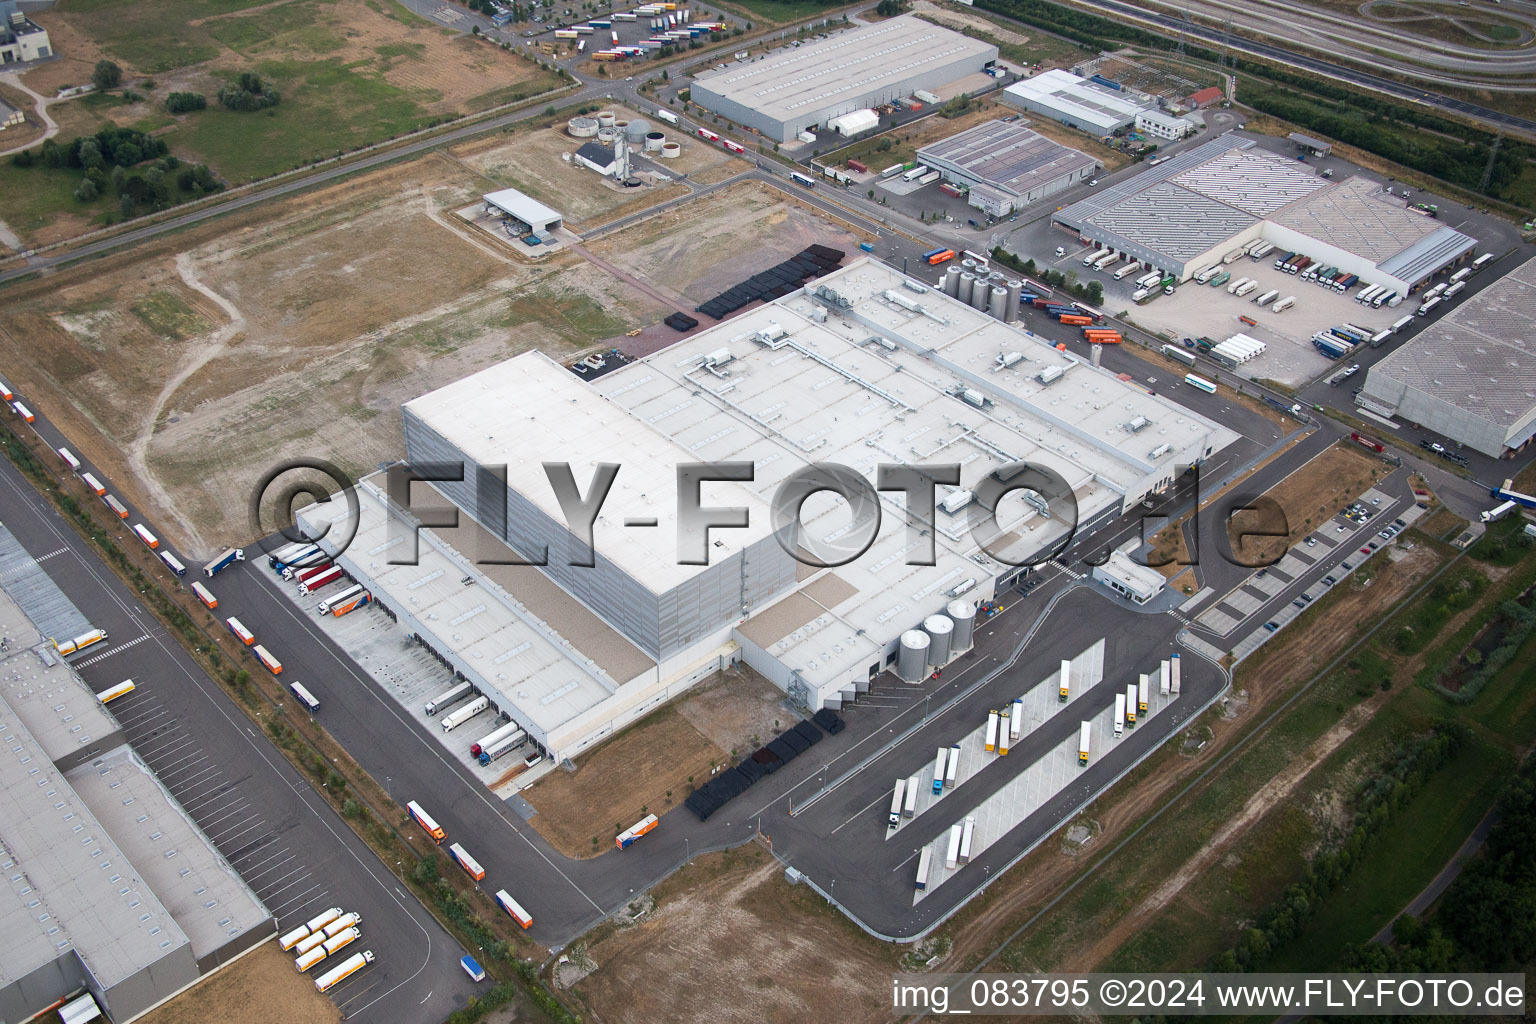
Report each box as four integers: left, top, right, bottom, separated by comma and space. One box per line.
77, 138, 104, 172
39, 138, 64, 168
92, 60, 123, 92
177, 167, 197, 192
165, 91, 207, 113
113, 141, 142, 167
74, 178, 99, 202
111, 165, 127, 192
10, 148, 34, 168
120, 193, 134, 218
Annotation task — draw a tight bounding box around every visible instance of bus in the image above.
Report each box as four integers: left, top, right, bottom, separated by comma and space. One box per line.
95, 679, 135, 704
407, 800, 447, 843
1184, 373, 1217, 394
495, 889, 534, 929
253, 644, 283, 675
722, 139, 745, 154
58, 447, 82, 473
226, 616, 256, 646
290, 681, 321, 713
789, 171, 814, 189
927, 249, 956, 266
103, 494, 129, 519
80, 472, 106, 496
448, 842, 486, 881
132, 523, 160, 549
159, 550, 187, 578
56, 628, 108, 657
696, 127, 719, 142
191, 581, 218, 609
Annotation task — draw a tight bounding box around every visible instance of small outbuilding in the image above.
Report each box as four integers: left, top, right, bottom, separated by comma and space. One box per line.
1288, 132, 1332, 157
482, 186, 563, 234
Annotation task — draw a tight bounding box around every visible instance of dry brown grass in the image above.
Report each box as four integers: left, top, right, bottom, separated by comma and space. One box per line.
133, 942, 340, 1024
1227, 444, 1386, 564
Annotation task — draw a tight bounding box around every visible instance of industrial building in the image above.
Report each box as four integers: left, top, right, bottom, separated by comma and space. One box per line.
573, 141, 618, 176
0, 529, 271, 1024
688, 15, 997, 143
482, 187, 562, 238
1002, 69, 1147, 135
1134, 108, 1195, 141
915, 119, 1098, 217
299, 258, 1236, 757
1360, 256, 1536, 458
0, 1, 51, 64
1053, 136, 1476, 293
1186, 86, 1223, 109
1092, 549, 1166, 604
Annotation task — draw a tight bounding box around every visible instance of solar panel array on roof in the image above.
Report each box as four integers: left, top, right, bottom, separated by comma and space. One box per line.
695, 246, 843, 320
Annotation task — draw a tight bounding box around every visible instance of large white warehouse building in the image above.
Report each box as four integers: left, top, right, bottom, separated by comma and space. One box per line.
688, 15, 997, 142
300, 259, 1236, 761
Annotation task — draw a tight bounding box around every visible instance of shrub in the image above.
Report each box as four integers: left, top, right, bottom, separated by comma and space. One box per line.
165, 91, 207, 113
218, 72, 280, 112
92, 60, 122, 92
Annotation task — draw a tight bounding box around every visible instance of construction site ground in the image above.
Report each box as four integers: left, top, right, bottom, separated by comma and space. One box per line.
524, 666, 790, 858
587, 180, 865, 304
0, 153, 666, 555
1227, 443, 1388, 564
132, 942, 341, 1024
567, 846, 902, 1024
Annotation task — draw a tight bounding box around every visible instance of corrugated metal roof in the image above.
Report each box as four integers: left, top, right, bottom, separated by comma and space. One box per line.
1367, 257, 1536, 433
1378, 225, 1477, 285
1077, 181, 1258, 261
482, 187, 561, 227
1170, 147, 1329, 216
916, 119, 1097, 199
1054, 135, 1251, 231
1003, 69, 1145, 132
1269, 175, 1443, 262
0, 523, 92, 642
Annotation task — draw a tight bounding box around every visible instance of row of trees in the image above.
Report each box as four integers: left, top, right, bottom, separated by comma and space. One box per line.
1208, 725, 1465, 972
1342, 750, 1536, 974
10, 127, 222, 215
990, 248, 1105, 305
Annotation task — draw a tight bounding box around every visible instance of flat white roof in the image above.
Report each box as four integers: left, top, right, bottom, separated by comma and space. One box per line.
1005, 69, 1145, 132
691, 15, 994, 124
299, 477, 642, 738
482, 187, 562, 228
404, 354, 775, 592
1095, 548, 1164, 601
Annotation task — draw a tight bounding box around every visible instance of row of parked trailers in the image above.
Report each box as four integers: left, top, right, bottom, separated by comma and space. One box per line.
279, 906, 372, 988
912, 656, 1181, 891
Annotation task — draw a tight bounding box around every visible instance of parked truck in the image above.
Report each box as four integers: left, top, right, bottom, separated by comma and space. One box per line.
202, 547, 244, 577
1273, 296, 1296, 313
903, 775, 919, 817
1227, 276, 1249, 294
440, 696, 490, 733
1253, 288, 1279, 306
888, 779, 906, 830
298, 565, 344, 594
1058, 659, 1070, 702
1131, 287, 1153, 304
1125, 683, 1138, 726
932, 747, 947, 794
1078, 721, 1092, 765
471, 722, 522, 758
984, 710, 999, 752
958, 816, 976, 865
944, 823, 963, 869
478, 731, 526, 765
1481, 500, 1518, 523
1114, 692, 1126, 737
1138, 674, 1150, 715
945, 744, 960, 788
616, 813, 659, 849
1233, 280, 1258, 297
314, 951, 374, 993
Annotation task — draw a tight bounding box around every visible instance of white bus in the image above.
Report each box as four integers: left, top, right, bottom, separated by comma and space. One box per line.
1184, 373, 1217, 393
290, 681, 321, 712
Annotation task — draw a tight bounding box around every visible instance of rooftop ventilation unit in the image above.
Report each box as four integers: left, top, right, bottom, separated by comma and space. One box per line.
1125, 415, 1150, 433
1036, 365, 1065, 386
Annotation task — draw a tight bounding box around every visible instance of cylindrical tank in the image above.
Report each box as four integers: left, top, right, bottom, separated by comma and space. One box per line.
626, 118, 651, 140
613, 120, 630, 135
990, 285, 1008, 320
944, 265, 961, 297
969, 280, 989, 311
644, 131, 665, 152
897, 630, 930, 683
1005, 279, 1021, 322
960, 259, 976, 272
660, 142, 681, 158
596, 126, 620, 144
924, 614, 954, 666
596, 110, 616, 127
567, 116, 599, 138
957, 272, 974, 305
947, 600, 976, 651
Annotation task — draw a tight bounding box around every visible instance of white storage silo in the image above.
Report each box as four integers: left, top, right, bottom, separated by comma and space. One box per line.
990, 286, 1008, 320
644, 131, 665, 152
969, 281, 989, 311
568, 116, 599, 138
897, 630, 930, 683
947, 599, 976, 651
597, 110, 616, 127
944, 265, 961, 297
1005, 279, 1021, 322
957, 272, 974, 305
660, 142, 681, 158
924, 614, 954, 666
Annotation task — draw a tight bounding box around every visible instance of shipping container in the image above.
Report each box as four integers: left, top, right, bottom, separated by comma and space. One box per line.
408, 800, 447, 843
496, 889, 534, 928
313, 951, 374, 993
95, 679, 135, 704
440, 696, 490, 732
226, 616, 256, 646
104, 493, 129, 518
616, 813, 659, 848
449, 842, 486, 881
253, 644, 283, 676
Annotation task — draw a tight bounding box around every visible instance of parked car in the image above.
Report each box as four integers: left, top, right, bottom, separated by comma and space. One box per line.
1324, 575, 1337, 586
1264, 621, 1279, 632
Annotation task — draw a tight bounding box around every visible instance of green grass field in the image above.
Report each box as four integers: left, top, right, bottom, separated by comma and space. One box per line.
715, 0, 843, 26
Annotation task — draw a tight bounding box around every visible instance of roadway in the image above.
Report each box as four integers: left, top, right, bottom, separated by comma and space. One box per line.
0, 441, 480, 1023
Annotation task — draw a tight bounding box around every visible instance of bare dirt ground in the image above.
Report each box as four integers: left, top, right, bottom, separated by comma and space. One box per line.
1228, 444, 1386, 564
569, 847, 901, 1024
934, 540, 1446, 971
589, 181, 864, 303
454, 106, 694, 228
673, 664, 794, 756
524, 705, 725, 858
0, 152, 664, 554
909, 0, 1031, 44
133, 942, 341, 1024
